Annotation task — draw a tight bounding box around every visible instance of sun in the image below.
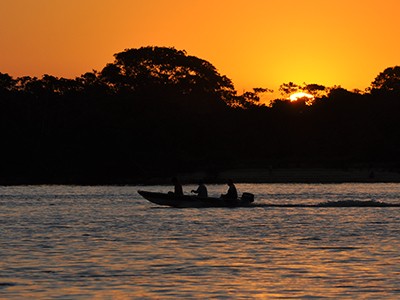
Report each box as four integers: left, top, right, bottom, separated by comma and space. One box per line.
289, 92, 314, 102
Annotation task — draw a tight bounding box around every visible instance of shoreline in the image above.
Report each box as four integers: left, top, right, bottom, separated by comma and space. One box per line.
2, 168, 399, 186
143, 167, 400, 185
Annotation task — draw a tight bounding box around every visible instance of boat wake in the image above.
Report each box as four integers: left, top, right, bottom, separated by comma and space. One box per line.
255, 200, 400, 208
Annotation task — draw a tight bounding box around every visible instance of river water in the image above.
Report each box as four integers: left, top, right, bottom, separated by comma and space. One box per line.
1, 183, 399, 299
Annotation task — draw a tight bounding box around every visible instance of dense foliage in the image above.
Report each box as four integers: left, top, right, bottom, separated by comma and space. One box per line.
1, 47, 399, 184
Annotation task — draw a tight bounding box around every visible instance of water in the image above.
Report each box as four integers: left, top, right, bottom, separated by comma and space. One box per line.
1, 183, 399, 299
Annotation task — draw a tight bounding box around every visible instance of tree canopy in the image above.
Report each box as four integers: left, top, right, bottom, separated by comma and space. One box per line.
100, 46, 239, 106
370, 66, 400, 94
0, 48, 399, 184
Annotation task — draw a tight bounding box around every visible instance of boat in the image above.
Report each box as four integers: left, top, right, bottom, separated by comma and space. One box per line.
138, 190, 255, 208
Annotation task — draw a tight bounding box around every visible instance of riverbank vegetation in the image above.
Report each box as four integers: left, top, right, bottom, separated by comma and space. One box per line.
1, 47, 399, 184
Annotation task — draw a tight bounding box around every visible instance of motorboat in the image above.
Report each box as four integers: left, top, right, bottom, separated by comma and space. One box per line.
138, 190, 255, 208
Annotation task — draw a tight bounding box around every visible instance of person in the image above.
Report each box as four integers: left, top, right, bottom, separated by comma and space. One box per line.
171, 177, 183, 196
191, 180, 208, 198
221, 179, 238, 200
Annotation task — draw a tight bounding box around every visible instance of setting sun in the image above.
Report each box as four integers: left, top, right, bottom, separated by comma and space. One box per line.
289, 92, 314, 102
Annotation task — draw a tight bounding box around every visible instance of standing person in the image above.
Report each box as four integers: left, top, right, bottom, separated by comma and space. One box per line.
221, 179, 238, 200
172, 177, 183, 196
191, 180, 208, 198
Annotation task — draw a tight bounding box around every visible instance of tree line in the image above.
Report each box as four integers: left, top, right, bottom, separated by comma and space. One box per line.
1, 47, 400, 184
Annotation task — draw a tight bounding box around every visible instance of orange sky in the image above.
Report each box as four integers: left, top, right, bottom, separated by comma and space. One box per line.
1, 0, 400, 100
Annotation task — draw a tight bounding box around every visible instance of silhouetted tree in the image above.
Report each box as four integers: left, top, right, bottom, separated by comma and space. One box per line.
100, 46, 239, 107
302, 83, 326, 99
279, 82, 299, 97
0, 73, 15, 92
235, 87, 273, 108
370, 66, 400, 94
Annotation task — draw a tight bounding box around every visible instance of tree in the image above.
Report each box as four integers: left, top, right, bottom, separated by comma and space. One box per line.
279, 82, 299, 98
370, 66, 400, 93
0, 73, 16, 92
100, 46, 239, 106
235, 87, 273, 108
302, 83, 326, 99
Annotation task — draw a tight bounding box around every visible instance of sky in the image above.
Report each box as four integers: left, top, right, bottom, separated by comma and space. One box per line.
1, 0, 400, 101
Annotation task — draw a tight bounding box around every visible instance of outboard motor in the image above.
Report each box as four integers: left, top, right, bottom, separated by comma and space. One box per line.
241, 192, 255, 203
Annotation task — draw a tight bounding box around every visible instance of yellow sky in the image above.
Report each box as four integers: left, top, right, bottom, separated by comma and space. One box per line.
1, 0, 400, 100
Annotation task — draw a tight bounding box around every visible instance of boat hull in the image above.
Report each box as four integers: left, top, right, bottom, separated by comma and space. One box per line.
138, 190, 253, 208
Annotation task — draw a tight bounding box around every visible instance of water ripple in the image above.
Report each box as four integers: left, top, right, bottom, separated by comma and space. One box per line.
1, 184, 400, 299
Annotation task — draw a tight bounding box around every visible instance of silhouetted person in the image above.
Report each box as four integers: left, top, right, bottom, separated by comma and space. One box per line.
191, 180, 208, 198
172, 177, 183, 196
221, 179, 238, 200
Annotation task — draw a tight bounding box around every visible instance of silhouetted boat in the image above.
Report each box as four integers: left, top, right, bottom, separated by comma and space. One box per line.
138, 190, 255, 208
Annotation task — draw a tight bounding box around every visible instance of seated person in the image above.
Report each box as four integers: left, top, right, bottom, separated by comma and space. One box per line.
221, 179, 238, 200
191, 181, 208, 198
171, 177, 183, 196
